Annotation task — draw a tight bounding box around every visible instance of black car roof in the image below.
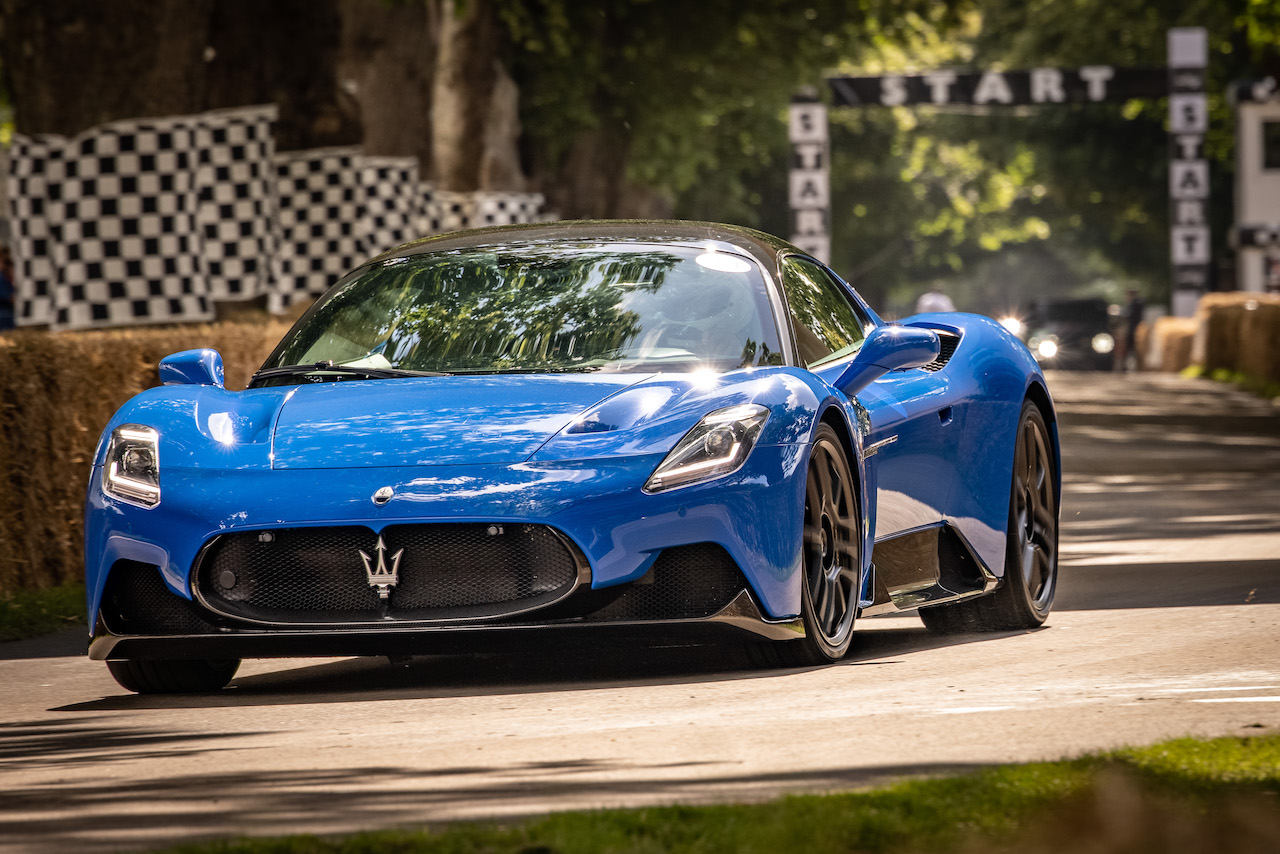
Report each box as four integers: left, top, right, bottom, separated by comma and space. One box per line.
377, 220, 799, 268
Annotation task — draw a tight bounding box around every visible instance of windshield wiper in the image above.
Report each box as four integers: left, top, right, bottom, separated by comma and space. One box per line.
250, 361, 450, 384
444, 366, 600, 375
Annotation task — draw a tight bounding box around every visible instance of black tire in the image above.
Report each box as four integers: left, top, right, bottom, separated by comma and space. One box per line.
750, 424, 861, 667
920, 400, 1058, 633
106, 658, 241, 694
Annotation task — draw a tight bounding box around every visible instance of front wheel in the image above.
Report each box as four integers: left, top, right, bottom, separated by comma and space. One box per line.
920, 399, 1058, 633
750, 424, 862, 667
106, 658, 241, 694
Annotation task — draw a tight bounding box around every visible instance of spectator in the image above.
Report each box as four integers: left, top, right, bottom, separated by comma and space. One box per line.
1117, 287, 1144, 372
915, 283, 956, 314
0, 245, 14, 331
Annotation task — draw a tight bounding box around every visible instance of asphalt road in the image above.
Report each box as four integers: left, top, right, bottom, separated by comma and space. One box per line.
3, 371, 1279, 853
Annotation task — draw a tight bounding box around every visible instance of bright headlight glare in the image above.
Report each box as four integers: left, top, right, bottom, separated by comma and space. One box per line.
103, 424, 160, 508
1034, 337, 1059, 360
644, 404, 769, 493
1091, 332, 1115, 354
998, 316, 1024, 336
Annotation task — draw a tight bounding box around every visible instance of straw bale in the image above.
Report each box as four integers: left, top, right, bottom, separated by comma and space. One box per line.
1234, 295, 1280, 383
1148, 316, 1197, 373
0, 320, 291, 595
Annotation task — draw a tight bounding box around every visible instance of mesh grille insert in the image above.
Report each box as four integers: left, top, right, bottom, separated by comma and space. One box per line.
194, 523, 582, 625
100, 560, 220, 635
578, 543, 748, 622
920, 331, 960, 372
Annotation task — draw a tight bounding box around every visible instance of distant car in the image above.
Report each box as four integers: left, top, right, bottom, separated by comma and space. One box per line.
86, 221, 1060, 693
1014, 298, 1116, 371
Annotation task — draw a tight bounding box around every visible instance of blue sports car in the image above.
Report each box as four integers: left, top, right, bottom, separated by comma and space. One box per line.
86, 221, 1059, 693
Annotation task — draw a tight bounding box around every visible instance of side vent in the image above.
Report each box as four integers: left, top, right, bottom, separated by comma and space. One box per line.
919, 331, 960, 372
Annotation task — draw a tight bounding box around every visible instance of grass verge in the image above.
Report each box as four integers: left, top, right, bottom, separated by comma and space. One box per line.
154, 733, 1279, 853
0, 582, 86, 642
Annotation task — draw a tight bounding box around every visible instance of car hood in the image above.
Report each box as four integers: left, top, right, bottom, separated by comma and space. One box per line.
269, 374, 657, 469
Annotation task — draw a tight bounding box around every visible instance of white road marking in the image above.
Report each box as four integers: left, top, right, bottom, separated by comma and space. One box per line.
1191, 697, 1280, 703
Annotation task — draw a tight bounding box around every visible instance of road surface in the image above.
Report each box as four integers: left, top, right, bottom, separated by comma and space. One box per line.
2, 371, 1278, 853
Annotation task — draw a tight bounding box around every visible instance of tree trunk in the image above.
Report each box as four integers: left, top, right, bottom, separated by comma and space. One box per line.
204, 0, 360, 151
0, 0, 358, 150
0, 0, 215, 135
431, 0, 524, 191
338, 0, 439, 170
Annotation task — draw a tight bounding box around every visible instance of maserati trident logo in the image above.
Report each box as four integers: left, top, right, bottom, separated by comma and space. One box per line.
359, 536, 403, 600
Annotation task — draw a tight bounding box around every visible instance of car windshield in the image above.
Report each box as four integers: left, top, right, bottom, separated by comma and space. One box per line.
258, 242, 783, 379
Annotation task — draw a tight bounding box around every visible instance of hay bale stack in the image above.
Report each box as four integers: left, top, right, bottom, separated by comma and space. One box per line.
1148, 316, 1198, 373
0, 320, 292, 595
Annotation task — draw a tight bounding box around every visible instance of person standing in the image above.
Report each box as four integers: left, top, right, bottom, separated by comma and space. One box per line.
0, 245, 15, 331
915, 283, 956, 314
1118, 288, 1144, 372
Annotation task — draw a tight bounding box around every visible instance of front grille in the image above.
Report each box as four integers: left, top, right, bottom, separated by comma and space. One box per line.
100, 560, 221, 635
920, 331, 960, 372
576, 543, 749, 622
194, 523, 584, 625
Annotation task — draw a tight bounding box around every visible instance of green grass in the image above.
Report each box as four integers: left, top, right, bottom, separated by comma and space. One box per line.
0, 582, 86, 641
1181, 364, 1280, 401
153, 734, 1280, 853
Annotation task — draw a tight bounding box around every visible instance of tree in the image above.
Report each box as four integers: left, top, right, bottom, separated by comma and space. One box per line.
0, 0, 360, 149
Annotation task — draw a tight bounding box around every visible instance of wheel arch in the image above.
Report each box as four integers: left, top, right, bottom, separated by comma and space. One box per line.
1023, 379, 1062, 505
814, 401, 874, 584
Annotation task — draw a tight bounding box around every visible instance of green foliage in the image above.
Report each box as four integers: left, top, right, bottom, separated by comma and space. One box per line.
498, 1, 963, 216
150, 734, 1280, 854
0, 583, 85, 641
493, 0, 1279, 315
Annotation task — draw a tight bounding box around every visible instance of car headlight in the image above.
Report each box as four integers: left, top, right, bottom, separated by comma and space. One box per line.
103, 424, 160, 508
998, 316, 1024, 336
1032, 336, 1059, 360
1091, 332, 1115, 354
644, 404, 769, 493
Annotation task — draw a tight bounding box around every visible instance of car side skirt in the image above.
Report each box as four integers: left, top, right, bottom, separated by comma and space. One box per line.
861, 522, 998, 616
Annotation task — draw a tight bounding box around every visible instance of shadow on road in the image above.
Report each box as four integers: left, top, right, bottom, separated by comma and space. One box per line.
0, 751, 990, 854
54, 619, 1014, 712
1055, 558, 1280, 611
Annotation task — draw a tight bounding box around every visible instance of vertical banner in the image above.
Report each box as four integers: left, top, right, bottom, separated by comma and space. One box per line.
788, 95, 830, 262
1168, 27, 1210, 318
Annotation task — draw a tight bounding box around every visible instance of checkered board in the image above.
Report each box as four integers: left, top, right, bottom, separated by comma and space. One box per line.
7, 106, 278, 330
357, 156, 425, 257
424, 189, 548, 234
196, 106, 280, 302
7, 103, 552, 329
7, 134, 62, 327
270, 147, 363, 313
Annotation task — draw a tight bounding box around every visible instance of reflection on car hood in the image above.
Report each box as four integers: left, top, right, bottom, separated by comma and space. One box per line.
271, 374, 653, 469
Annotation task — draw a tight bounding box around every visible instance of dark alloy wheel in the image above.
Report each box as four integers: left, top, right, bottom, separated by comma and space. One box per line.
751, 423, 862, 667
920, 400, 1058, 633
107, 658, 241, 694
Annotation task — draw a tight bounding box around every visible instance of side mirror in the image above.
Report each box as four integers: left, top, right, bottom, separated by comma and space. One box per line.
833, 325, 940, 395
159, 349, 226, 388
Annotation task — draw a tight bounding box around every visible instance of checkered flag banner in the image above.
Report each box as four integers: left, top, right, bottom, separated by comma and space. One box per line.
7, 102, 553, 329
424, 189, 548, 234
7, 134, 61, 326
357, 156, 425, 258
7, 106, 278, 330
270, 147, 363, 313
196, 106, 280, 302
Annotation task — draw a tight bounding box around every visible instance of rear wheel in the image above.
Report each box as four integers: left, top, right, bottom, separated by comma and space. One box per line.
920, 400, 1058, 633
750, 424, 861, 667
106, 658, 241, 694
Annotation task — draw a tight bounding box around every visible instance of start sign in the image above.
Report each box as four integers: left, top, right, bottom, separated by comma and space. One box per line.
829, 67, 1166, 107
798, 27, 1211, 317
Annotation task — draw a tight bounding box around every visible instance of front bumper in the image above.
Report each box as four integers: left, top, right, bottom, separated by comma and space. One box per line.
86, 447, 811, 656
88, 587, 805, 661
